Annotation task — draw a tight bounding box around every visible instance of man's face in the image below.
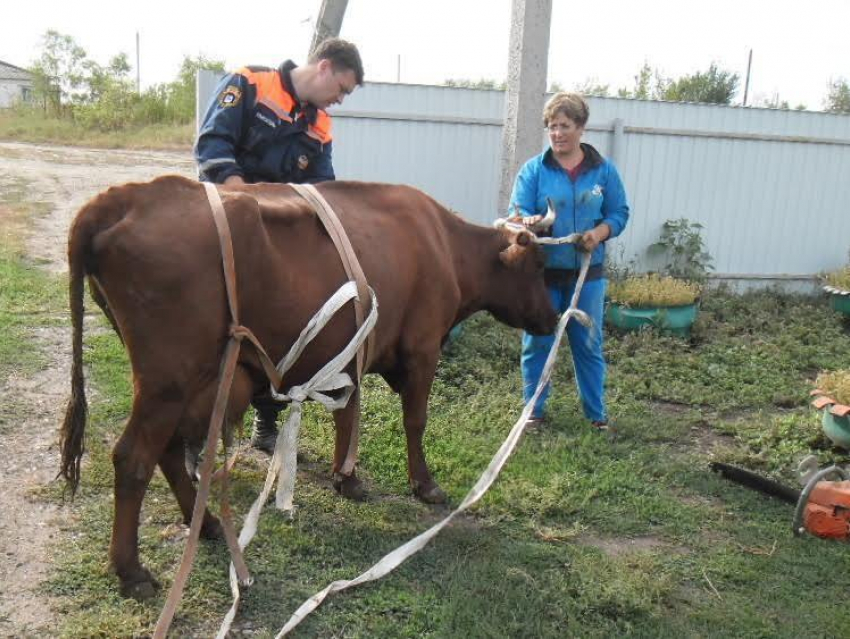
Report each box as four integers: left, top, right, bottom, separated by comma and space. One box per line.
312, 59, 358, 109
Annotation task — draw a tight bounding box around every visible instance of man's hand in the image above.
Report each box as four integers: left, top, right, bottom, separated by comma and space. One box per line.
223, 175, 246, 187
580, 223, 611, 252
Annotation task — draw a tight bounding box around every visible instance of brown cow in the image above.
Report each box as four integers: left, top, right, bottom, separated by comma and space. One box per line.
59, 175, 557, 598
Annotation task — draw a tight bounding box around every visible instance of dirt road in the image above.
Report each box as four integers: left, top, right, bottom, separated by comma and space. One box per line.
0, 142, 193, 637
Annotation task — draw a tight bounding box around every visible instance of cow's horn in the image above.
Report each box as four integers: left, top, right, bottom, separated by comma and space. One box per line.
536, 198, 557, 231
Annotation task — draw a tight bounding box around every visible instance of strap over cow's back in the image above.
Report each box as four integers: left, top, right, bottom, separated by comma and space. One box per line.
288, 183, 374, 381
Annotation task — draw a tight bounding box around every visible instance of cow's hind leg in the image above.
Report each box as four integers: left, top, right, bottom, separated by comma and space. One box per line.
399, 354, 447, 504
332, 387, 366, 501
158, 436, 224, 540
110, 393, 181, 599
161, 366, 255, 540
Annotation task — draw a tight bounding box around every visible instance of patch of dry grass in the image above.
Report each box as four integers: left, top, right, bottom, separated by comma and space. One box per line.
609, 273, 700, 307
815, 369, 850, 405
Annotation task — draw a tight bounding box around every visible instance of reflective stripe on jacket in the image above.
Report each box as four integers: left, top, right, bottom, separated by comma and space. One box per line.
195, 60, 334, 184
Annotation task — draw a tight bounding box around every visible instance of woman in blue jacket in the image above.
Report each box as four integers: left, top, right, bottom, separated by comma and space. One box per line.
509, 92, 630, 430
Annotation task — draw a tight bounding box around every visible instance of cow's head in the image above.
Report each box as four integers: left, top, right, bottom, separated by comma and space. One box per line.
487, 222, 558, 336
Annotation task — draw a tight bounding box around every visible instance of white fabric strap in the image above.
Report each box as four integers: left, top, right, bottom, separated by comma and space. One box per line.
272, 245, 592, 636
216, 281, 378, 639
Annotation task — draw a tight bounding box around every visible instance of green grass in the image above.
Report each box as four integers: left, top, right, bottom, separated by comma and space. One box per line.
0, 109, 193, 150
3, 179, 850, 636
0, 178, 64, 389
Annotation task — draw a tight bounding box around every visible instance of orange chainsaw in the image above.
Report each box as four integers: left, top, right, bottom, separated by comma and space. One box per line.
711, 458, 850, 540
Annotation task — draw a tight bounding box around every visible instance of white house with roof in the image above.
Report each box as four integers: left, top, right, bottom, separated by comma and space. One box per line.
0, 60, 33, 107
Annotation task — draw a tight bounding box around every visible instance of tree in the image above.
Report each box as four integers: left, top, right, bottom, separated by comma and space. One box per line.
617, 62, 669, 100
29, 30, 90, 113
759, 93, 790, 110
660, 63, 738, 104
825, 77, 850, 113
73, 53, 138, 131
573, 77, 609, 97
165, 54, 226, 122
86, 53, 133, 101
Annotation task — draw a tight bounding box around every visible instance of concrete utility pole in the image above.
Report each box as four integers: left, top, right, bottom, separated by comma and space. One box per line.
309, 0, 349, 56
498, 0, 553, 213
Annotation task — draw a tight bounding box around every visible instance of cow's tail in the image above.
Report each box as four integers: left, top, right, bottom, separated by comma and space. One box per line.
59, 210, 92, 496
59, 188, 128, 495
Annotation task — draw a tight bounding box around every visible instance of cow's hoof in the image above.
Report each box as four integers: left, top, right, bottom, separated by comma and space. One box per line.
412, 482, 447, 504
118, 569, 160, 601
333, 473, 367, 501
200, 516, 224, 540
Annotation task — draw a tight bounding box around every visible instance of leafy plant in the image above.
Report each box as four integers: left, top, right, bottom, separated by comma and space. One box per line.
816, 370, 850, 405
648, 218, 714, 282
608, 273, 700, 307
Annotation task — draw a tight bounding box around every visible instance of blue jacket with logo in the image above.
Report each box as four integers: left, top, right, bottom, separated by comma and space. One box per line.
509, 143, 630, 271
195, 60, 334, 184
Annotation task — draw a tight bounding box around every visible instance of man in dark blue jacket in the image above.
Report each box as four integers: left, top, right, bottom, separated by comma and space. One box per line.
194, 38, 364, 453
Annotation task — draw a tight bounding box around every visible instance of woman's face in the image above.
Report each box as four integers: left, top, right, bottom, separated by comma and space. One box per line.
547, 112, 584, 156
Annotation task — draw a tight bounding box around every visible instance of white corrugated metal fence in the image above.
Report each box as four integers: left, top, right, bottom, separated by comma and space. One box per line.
198, 71, 850, 287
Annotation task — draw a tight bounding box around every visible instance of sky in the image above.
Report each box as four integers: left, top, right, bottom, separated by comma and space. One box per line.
2, 0, 848, 111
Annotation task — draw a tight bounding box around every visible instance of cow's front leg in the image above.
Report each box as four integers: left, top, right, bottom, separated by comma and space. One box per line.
332, 386, 366, 500
400, 355, 446, 504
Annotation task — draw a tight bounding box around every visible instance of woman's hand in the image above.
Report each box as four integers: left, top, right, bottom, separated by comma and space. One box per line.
519, 214, 544, 229
580, 223, 610, 252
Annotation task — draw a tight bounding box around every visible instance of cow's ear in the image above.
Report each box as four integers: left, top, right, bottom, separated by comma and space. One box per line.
516, 230, 532, 246
499, 244, 523, 267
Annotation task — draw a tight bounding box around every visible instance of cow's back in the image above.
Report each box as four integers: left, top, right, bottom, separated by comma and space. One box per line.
245, 181, 464, 378
85, 176, 465, 390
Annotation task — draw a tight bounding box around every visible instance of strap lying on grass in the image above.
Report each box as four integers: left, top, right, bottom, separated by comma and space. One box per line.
251, 241, 591, 637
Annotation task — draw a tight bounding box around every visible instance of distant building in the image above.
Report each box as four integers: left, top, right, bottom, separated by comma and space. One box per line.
0, 60, 33, 107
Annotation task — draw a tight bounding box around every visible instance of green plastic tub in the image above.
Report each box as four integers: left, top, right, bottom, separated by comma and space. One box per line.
822, 410, 850, 449
829, 293, 850, 315
606, 302, 698, 337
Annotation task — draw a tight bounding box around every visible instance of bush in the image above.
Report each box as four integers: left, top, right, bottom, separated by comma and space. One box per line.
608, 273, 700, 307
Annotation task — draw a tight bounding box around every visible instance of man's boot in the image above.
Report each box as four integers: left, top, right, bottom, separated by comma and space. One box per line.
251, 405, 280, 454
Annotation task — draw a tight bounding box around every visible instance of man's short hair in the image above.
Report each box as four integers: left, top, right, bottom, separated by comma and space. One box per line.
543, 92, 589, 128
310, 38, 365, 86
